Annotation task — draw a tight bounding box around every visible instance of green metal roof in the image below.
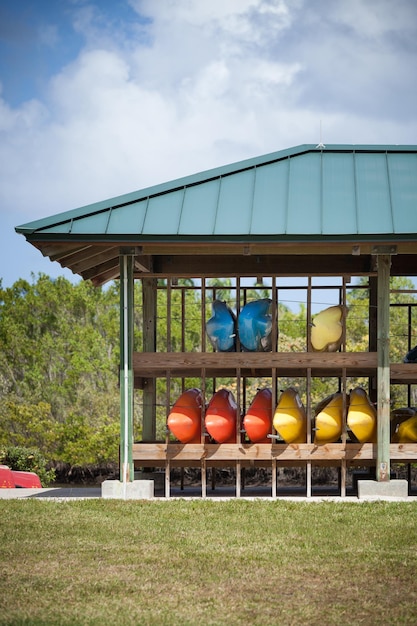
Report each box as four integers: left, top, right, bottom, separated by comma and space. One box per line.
15, 144, 417, 285
16, 144, 417, 239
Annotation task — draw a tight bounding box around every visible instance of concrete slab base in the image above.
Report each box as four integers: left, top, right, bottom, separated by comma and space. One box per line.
357, 479, 408, 500
101, 480, 154, 499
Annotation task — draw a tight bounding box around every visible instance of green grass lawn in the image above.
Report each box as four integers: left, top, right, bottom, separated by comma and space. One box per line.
1, 499, 417, 625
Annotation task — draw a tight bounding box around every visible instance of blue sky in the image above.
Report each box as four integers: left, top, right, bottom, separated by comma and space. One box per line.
1, 0, 417, 293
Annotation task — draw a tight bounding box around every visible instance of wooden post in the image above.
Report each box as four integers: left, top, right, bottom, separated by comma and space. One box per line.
119, 254, 134, 483
142, 277, 157, 441
377, 254, 391, 481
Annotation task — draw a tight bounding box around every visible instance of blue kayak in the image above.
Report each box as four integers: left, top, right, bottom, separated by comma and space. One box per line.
206, 300, 237, 352
238, 299, 272, 351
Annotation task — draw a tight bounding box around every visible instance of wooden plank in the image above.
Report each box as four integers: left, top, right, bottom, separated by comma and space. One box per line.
390, 363, 417, 382
132, 442, 417, 464
133, 352, 377, 378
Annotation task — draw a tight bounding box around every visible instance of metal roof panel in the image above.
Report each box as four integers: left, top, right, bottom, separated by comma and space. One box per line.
178, 179, 220, 235
322, 153, 357, 234
388, 153, 417, 232
70, 211, 110, 234
250, 160, 288, 234
214, 169, 255, 235
355, 153, 393, 233
142, 189, 184, 234
106, 200, 148, 234
286, 152, 321, 234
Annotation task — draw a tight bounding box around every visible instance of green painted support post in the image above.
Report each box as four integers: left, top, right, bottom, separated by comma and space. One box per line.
119, 254, 134, 484
377, 254, 391, 481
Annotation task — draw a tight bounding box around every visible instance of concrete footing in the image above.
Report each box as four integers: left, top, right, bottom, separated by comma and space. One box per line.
357, 479, 409, 499
101, 480, 154, 499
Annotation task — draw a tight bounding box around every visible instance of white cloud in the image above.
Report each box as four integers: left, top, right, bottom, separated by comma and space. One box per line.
1, 0, 417, 227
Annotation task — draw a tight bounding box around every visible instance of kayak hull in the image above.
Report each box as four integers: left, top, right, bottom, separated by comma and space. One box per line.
310, 305, 347, 352
347, 387, 377, 443
238, 299, 272, 352
243, 388, 272, 443
205, 389, 237, 443
314, 393, 343, 444
167, 388, 203, 443
206, 300, 236, 352
273, 388, 307, 444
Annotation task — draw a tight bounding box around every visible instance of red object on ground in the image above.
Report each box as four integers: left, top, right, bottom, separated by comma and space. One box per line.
0, 464, 42, 488
243, 388, 272, 443
205, 389, 237, 443
167, 388, 203, 443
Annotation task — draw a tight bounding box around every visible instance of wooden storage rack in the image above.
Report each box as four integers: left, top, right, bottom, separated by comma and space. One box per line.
132, 348, 417, 497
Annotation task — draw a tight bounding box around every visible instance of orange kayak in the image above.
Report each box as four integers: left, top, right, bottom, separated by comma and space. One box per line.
167, 388, 203, 443
205, 389, 237, 443
243, 388, 272, 443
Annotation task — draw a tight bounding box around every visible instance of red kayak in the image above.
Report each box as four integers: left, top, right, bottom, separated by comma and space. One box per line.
205, 389, 237, 443
243, 388, 272, 443
0, 465, 42, 488
167, 388, 203, 443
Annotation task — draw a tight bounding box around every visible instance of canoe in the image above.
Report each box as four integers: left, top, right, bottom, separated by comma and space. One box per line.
314, 392, 343, 444
167, 388, 203, 443
273, 388, 307, 443
238, 299, 272, 352
206, 300, 236, 352
347, 387, 377, 443
310, 305, 347, 352
205, 389, 237, 443
243, 388, 272, 443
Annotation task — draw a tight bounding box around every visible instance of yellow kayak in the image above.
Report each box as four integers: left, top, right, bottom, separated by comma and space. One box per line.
396, 414, 417, 443
310, 305, 347, 352
390, 407, 416, 442
347, 387, 377, 443
314, 392, 343, 444
273, 388, 307, 443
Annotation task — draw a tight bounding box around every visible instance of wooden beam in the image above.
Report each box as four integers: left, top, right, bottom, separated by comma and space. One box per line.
132, 442, 417, 464
132, 351, 378, 380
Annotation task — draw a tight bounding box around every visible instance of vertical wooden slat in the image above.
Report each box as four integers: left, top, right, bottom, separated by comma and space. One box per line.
201, 362, 207, 498
236, 366, 241, 498
369, 276, 378, 405
181, 286, 186, 394
340, 367, 347, 497
306, 277, 312, 497
142, 277, 157, 442
201, 459, 207, 499
377, 254, 391, 481
306, 366, 312, 498
165, 459, 170, 499
201, 277, 207, 497
340, 279, 347, 496
272, 275, 278, 498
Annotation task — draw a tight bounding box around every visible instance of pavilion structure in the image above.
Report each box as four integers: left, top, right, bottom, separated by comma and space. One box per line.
16, 144, 417, 498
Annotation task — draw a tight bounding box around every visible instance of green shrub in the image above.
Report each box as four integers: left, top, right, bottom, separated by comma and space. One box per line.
0, 446, 56, 487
